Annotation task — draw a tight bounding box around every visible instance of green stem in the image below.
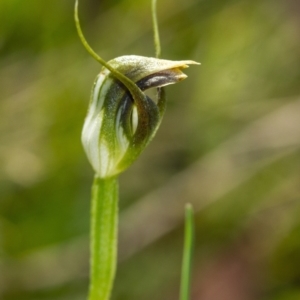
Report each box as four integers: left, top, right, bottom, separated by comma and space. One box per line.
74, 0, 146, 109
89, 176, 118, 300
179, 204, 194, 300
151, 0, 165, 123
151, 0, 161, 58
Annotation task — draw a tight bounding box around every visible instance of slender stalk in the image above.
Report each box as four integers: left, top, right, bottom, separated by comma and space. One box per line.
179, 204, 194, 300
89, 176, 118, 300
151, 0, 161, 58
151, 0, 165, 122
74, 0, 146, 108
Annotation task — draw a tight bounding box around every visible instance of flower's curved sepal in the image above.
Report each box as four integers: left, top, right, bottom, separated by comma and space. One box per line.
82, 55, 199, 178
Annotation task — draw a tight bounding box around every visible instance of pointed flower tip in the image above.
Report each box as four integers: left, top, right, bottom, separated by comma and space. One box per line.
179, 60, 201, 68
175, 72, 188, 82
107, 56, 199, 83
170, 68, 187, 83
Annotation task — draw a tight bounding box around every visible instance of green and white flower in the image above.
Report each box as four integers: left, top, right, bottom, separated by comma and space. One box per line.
81, 55, 199, 178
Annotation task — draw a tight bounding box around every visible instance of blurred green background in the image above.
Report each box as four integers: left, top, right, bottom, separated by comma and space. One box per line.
1, 0, 300, 299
